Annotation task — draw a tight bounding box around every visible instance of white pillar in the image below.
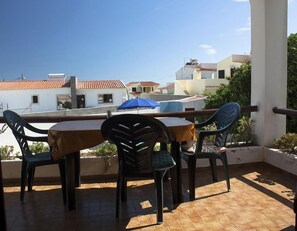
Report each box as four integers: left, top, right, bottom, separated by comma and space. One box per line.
250, 0, 287, 146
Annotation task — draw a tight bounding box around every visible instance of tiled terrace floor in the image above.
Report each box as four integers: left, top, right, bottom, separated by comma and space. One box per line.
3, 162, 296, 231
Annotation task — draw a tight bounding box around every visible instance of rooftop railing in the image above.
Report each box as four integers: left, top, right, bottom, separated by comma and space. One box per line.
273, 107, 297, 118
0, 105, 258, 123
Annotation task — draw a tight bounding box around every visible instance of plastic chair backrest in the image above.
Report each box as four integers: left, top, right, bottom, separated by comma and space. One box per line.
101, 114, 171, 176
203, 102, 240, 148
3, 110, 33, 159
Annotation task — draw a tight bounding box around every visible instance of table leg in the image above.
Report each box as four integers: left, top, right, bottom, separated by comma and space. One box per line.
170, 141, 183, 204
65, 153, 76, 210
74, 151, 81, 187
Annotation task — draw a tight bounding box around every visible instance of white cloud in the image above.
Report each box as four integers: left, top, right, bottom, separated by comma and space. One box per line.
200, 44, 212, 49
199, 44, 217, 56
237, 27, 250, 32
233, 0, 249, 2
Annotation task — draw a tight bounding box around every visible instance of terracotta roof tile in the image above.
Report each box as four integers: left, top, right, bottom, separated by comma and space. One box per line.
0, 80, 69, 90
77, 80, 125, 89
159, 83, 175, 89
0, 80, 126, 90
126, 81, 160, 87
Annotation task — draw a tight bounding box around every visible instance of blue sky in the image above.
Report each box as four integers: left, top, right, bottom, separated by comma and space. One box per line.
0, 0, 296, 86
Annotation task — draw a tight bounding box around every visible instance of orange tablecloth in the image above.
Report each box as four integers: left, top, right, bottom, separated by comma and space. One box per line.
48, 120, 105, 160
158, 117, 195, 142
48, 118, 195, 161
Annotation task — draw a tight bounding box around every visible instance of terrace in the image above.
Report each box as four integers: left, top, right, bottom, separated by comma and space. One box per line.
0, 105, 296, 230
2, 162, 296, 230
1, 1, 296, 230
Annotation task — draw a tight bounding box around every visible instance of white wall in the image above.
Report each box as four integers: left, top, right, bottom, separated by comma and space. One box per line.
174, 81, 188, 95
175, 79, 229, 96
250, 0, 287, 146
182, 98, 206, 111
0, 87, 128, 113
193, 70, 217, 80
217, 54, 250, 78
176, 66, 195, 80
76, 88, 127, 108
0, 88, 70, 113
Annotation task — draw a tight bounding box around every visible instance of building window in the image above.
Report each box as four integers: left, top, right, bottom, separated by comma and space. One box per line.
57, 94, 72, 110
230, 68, 235, 78
218, 70, 225, 79
32, 95, 39, 104
98, 94, 113, 104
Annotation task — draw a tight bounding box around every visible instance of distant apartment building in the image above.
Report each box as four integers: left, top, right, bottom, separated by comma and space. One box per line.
126, 81, 160, 97
217, 54, 251, 79
174, 54, 250, 96
159, 83, 175, 95
176, 59, 201, 80
0, 75, 127, 114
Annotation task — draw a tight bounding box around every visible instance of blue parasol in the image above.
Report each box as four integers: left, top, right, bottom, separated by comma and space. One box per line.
118, 98, 160, 110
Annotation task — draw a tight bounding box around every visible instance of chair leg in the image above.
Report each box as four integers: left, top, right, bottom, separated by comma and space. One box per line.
188, 155, 196, 201
20, 161, 27, 202
27, 166, 35, 191
209, 158, 218, 182
121, 177, 127, 202
221, 152, 231, 191
293, 187, 297, 230
154, 170, 166, 225
74, 151, 81, 187
160, 142, 169, 181
58, 161, 67, 204
116, 174, 122, 220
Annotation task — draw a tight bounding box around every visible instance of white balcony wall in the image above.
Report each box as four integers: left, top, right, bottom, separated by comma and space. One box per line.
175, 79, 228, 96
193, 70, 217, 80
174, 80, 188, 95
176, 66, 195, 80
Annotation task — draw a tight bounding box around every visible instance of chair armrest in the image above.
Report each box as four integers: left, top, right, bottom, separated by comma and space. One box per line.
13, 131, 48, 143
195, 119, 214, 129
197, 122, 234, 139
195, 110, 218, 129
30, 136, 48, 142
25, 123, 48, 135
196, 127, 230, 152
24, 135, 48, 143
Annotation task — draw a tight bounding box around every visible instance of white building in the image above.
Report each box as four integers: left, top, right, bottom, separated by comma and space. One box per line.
217, 54, 251, 79
174, 54, 250, 96
0, 76, 127, 114
159, 95, 206, 113
126, 81, 160, 97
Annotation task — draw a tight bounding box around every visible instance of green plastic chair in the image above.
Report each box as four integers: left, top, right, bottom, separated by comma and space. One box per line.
181, 102, 240, 200
3, 110, 66, 203
101, 114, 176, 224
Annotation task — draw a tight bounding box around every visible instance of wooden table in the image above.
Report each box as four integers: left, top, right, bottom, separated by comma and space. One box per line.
48, 117, 195, 210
